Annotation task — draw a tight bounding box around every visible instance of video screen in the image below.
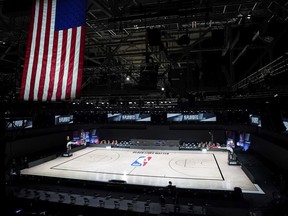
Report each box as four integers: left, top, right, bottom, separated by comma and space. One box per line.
90, 129, 99, 144
167, 113, 216, 122
107, 113, 151, 122
226, 130, 236, 148
5, 118, 33, 130
283, 118, 288, 132
249, 114, 261, 127
85, 131, 90, 143
72, 130, 81, 144
55, 115, 73, 125
167, 113, 182, 122
72, 129, 99, 144
226, 130, 251, 151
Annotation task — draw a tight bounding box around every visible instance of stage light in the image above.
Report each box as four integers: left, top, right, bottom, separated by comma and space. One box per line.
15, 209, 23, 214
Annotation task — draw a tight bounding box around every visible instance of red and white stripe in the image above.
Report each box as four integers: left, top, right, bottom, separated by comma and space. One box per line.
20, 0, 85, 101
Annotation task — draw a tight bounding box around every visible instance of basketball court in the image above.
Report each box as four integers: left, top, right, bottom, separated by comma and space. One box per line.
20, 147, 264, 194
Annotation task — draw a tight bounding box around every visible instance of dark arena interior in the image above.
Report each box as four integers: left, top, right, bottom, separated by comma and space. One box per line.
1, 0, 288, 215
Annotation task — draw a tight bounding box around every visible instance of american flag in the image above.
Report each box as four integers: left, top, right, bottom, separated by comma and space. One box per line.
20, 0, 86, 101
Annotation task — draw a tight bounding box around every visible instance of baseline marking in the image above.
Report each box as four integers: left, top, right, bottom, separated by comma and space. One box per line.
212, 154, 225, 181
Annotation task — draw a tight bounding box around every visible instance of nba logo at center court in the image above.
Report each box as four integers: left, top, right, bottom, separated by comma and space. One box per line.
131, 156, 152, 166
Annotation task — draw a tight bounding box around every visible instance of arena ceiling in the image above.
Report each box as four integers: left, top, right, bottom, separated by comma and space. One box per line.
0, 0, 288, 103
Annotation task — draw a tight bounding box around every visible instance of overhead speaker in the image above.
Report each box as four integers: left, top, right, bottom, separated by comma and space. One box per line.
139, 64, 158, 90
267, 1, 288, 22
147, 28, 161, 46
259, 16, 285, 43
177, 35, 190, 46
261, 101, 286, 132
268, 103, 286, 132
2, 0, 33, 17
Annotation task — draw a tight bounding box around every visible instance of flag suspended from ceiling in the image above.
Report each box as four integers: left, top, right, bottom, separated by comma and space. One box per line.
20, 0, 86, 101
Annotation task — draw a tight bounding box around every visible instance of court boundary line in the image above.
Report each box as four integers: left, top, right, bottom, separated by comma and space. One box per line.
168, 153, 224, 181
50, 150, 224, 181
50, 149, 120, 169
49, 166, 225, 181
21, 148, 261, 192
212, 154, 225, 180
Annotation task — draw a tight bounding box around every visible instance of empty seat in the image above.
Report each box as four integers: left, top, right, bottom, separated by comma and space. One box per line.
99, 200, 105, 207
